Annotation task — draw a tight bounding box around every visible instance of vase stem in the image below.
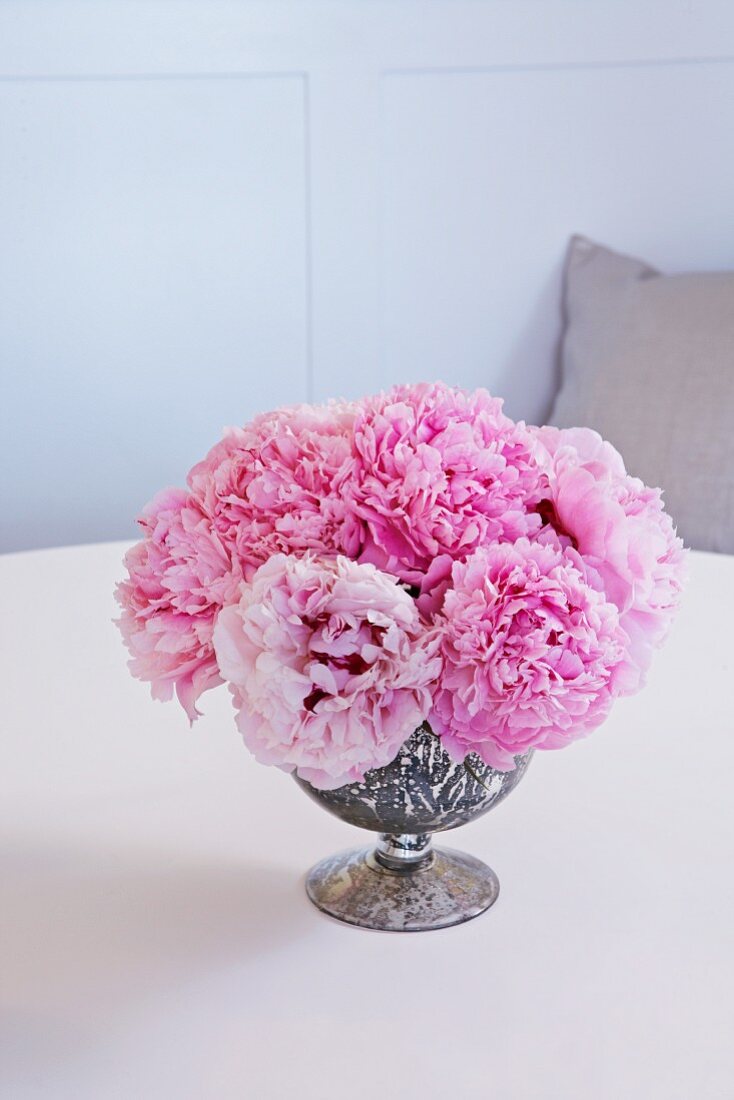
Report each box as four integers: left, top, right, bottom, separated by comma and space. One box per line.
374, 832, 433, 872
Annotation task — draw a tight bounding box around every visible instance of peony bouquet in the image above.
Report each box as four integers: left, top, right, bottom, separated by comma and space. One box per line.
117, 383, 686, 789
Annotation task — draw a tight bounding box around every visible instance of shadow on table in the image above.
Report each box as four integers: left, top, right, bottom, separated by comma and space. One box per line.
1, 836, 308, 1021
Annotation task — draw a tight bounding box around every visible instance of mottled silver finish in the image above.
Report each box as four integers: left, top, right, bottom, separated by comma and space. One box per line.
305, 845, 500, 932
295, 724, 531, 834
297, 724, 531, 932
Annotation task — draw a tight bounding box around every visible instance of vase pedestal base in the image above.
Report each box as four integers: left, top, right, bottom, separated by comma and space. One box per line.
304, 843, 499, 932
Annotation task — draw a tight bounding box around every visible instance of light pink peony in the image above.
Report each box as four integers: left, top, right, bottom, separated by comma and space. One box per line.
116, 488, 239, 720
347, 382, 545, 605
212, 554, 441, 789
430, 538, 632, 770
531, 426, 687, 686
187, 401, 362, 579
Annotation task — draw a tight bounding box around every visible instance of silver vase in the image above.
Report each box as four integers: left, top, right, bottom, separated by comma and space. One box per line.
295, 724, 531, 932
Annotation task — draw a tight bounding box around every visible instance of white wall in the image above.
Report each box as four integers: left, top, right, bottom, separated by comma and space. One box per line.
2, 1, 733, 551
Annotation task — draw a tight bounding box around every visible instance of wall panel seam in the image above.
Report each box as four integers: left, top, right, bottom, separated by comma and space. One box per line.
383, 54, 734, 78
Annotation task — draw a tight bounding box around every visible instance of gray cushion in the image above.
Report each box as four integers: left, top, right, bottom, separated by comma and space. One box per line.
550, 236, 734, 553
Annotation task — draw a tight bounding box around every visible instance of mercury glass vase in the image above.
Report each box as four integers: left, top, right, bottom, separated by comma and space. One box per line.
295, 724, 531, 932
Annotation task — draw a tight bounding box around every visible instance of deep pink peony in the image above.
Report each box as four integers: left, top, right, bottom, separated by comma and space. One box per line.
531, 426, 687, 686
116, 488, 239, 720
212, 554, 441, 789
187, 401, 362, 579
430, 538, 632, 770
347, 383, 545, 606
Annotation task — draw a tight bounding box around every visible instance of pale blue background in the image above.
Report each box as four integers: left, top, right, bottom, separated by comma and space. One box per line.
2, 0, 733, 551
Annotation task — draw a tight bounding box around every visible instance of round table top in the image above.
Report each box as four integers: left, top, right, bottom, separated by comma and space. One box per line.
2, 541, 732, 1099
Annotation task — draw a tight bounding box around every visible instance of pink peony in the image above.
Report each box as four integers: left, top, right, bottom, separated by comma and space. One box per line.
116, 387, 687, 777
187, 401, 362, 579
116, 487, 239, 720
347, 382, 545, 604
212, 554, 441, 789
531, 426, 686, 686
430, 538, 632, 770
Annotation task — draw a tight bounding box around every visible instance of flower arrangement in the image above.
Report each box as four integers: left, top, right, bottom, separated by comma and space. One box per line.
117, 383, 686, 789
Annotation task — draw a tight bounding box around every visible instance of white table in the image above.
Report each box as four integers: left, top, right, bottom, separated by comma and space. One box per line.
1, 542, 732, 1099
